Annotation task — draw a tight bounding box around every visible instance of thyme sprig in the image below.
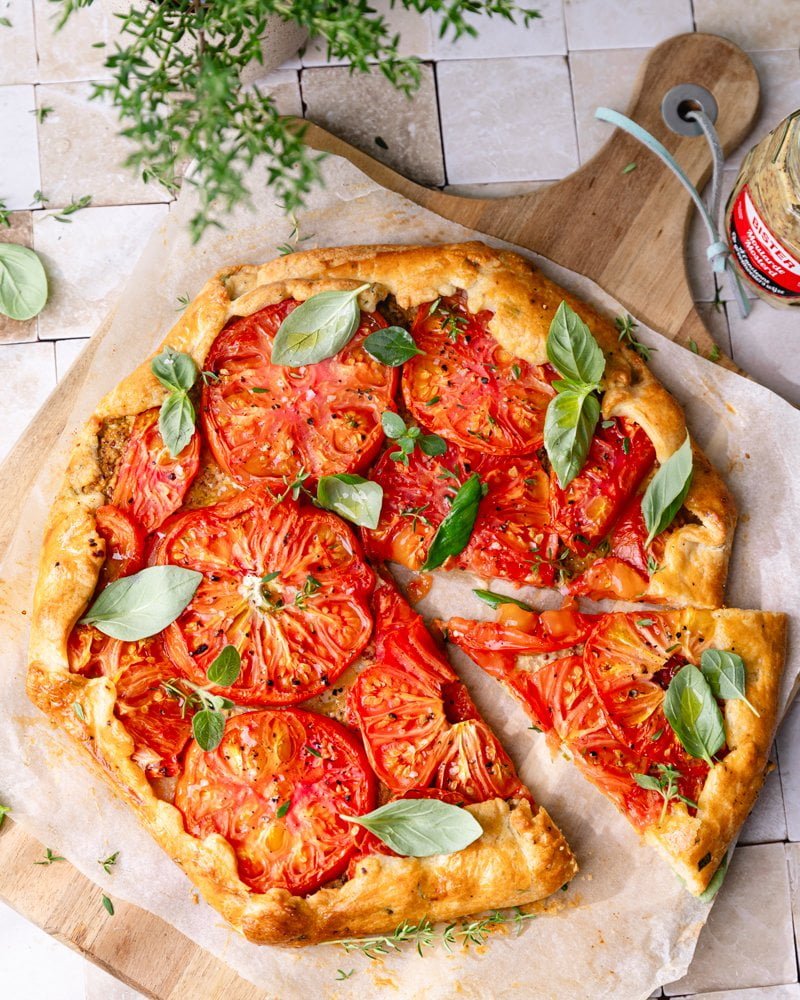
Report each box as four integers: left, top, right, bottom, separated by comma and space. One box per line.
615, 313, 654, 362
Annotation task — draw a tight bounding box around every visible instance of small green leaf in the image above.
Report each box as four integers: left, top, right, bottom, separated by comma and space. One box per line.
363, 326, 422, 366
381, 410, 407, 439
0, 243, 48, 321
698, 853, 729, 902
663, 664, 725, 767
192, 709, 226, 751
99, 851, 120, 874
151, 346, 197, 393
317, 474, 383, 529
473, 589, 533, 611
641, 435, 693, 546
102, 894, 115, 916
342, 798, 482, 857
510, 364, 521, 380
701, 649, 759, 717
418, 434, 447, 457
546, 301, 605, 387
158, 390, 196, 458
271, 285, 369, 366
632, 773, 662, 792
207, 645, 241, 687
277, 800, 291, 818
262, 571, 281, 583
73, 702, 86, 722
544, 388, 600, 489
422, 473, 484, 571
0, 803, 10, 829
80, 565, 201, 641
622, 162, 637, 174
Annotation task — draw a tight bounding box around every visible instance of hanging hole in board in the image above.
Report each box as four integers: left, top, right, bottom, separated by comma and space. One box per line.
661, 84, 719, 137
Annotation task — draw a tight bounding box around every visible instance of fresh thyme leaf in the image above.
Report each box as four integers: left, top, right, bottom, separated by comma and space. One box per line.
48, 193, 92, 223
622, 162, 637, 174
708, 343, 721, 363
641, 435, 693, 546
614, 313, 654, 361
425, 395, 440, 406
336, 969, 355, 980
363, 326, 422, 366
663, 664, 725, 766
341, 799, 481, 857
272, 285, 369, 366
207, 645, 241, 687
700, 649, 759, 716
80, 565, 201, 641
35, 848, 65, 865
99, 851, 120, 874
689, 339, 699, 354
646, 555, 661, 576
0, 243, 48, 321
102, 894, 115, 916
176, 293, 191, 310
636, 618, 654, 627
422, 473, 484, 571
262, 571, 281, 583
306, 744, 322, 758
473, 589, 533, 611
317, 473, 383, 529
510, 363, 521, 379
276, 800, 291, 819
33, 105, 54, 123
0, 803, 9, 828
73, 702, 86, 722
633, 764, 697, 822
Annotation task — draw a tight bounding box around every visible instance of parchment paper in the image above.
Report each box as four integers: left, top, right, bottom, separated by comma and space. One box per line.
1, 155, 798, 1000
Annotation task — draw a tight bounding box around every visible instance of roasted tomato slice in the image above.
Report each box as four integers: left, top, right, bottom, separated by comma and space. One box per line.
175, 708, 376, 895
152, 486, 374, 706
112, 408, 200, 534
431, 720, 528, 803
550, 418, 655, 555
201, 300, 398, 485
402, 294, 556, 454
68, 626, 191, 777
94, 504, 145, 586
363, 443, 560, 586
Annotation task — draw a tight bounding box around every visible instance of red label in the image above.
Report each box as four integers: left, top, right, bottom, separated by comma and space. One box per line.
729, 185, 800, 297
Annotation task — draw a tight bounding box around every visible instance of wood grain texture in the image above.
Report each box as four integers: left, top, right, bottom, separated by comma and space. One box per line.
0, 32, 760, 998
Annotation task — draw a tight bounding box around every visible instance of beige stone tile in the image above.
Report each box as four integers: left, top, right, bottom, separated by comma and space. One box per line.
0, 211, 38, 343
738, 751, 787, 844
301, 63, 444, 186
0, 340, 55, 461
432, 0, 566, 58
239, 69, 303, 117
0, 0, 37, 84
777, 697, 800, 841
681, 987, 800, 1000
33, 203, 167, 341
302, 1, 433, 64
788, 844, 800, 963
54, 337, 88, 380
0, 84, 40, 209
437, 56, 578, 184
663, 843, 795, 995
727, 50, 800, 172
36, 82, 167, 208
695, 0, 800, 51
564, 0, 693, 49
33, 0, 120, 83
569, 47, 649, 162
728, 297, 800, 406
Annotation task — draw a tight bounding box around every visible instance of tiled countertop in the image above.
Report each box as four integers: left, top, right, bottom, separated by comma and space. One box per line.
2, 1, 799, 997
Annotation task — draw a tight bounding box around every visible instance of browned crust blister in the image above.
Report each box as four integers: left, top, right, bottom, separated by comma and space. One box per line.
26, 242, 757, 941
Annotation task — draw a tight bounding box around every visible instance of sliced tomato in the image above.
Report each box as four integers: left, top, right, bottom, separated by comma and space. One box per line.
112, 408, 200, 534
402, 294, 557, 454
68, 625, 191, 777
201, 300, 398, 485
362, 442, 561, 586
94, 504, 145, 586
175, 708, 376, 896
550, 418, 655, 555
431, 720, 528, 803
152, 486, 375, 706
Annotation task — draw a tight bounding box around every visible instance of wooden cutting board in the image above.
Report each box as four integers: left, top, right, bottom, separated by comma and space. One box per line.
0, 31, 760, 1000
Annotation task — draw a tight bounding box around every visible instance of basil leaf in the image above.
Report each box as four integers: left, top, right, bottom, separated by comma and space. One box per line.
641, 435, 693, 546
158, 390, 196, 458
632, 773, 662, 792
151, 346, 198, 393
546, 301, 605, 387
381, 410, 406, 439
422, 473, 484, 571
207, 645, 241, 687
80, 565, 202, 641
317, 473, 383, 529
473, 588, 533, 611
192, 709, 225, 752
0, 243, 48, 320
343, 798, 482, 857
364, 326, 422, 366
271, 284, 369, 366
544, 388, 600, 489
698, 852, 729, 903
418, 434, 447, 457
701, 649, 760, 717
663, 664, 725, 767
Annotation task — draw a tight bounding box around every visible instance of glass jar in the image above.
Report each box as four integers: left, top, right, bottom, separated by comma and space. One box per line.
726, 110, 800, 308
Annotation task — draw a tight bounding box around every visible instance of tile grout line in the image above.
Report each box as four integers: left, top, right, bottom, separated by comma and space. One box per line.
430, 59, 449, 188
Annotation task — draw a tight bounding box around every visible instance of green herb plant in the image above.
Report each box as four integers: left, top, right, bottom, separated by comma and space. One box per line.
632, 764, 698, 822
381, 411, 446, 464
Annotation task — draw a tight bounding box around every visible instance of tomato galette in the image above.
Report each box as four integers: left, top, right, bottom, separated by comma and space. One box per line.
26, 242, 783, 947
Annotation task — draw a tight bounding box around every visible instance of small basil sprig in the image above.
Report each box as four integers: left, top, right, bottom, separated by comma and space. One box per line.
0, 243, 48, 320
206, 645, 242, 687
381, 411, 446, 464
151, 346, 199, 457
80, 565, 201, 641
543, 302, 606, 488
632, 764, 698, 823
641, 435, 693, 546
271, 283, 370, 366
162, 677, 235, 752
422, 473, 485, 571
317, 473, 383, 529
364, 326, 422, 366
663, 664, 725, 767
473, 589, 533, 612
701, 649, 759, 717
342, 798, 482, 857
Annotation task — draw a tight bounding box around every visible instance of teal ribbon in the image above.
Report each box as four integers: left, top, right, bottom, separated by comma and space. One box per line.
595, 106, 751, 319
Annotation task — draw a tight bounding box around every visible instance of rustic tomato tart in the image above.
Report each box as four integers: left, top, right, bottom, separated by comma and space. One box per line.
27, 242, 776, 947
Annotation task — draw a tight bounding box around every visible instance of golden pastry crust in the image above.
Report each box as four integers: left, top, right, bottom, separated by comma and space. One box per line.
28, 241, 742, 942
645, 608, 787, 894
